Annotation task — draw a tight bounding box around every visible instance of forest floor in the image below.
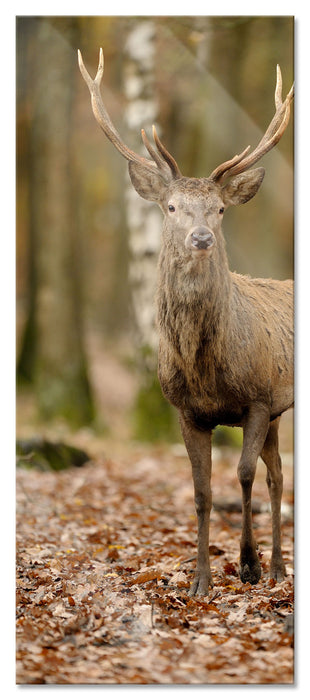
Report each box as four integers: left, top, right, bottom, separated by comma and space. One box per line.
16, 422, 294, 685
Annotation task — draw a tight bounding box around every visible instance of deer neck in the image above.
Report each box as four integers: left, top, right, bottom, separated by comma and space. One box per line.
157, 237, 232, 366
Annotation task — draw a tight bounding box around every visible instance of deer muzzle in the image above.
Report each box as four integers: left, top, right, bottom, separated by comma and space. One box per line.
186, 226, 215, 253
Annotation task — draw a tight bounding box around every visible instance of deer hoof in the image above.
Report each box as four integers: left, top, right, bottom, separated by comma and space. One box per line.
240, 560, 261, 584
270, 559, 287, 582
189, 572, 214, 597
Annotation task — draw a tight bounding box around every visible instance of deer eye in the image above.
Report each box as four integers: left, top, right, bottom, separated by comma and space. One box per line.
168, 204, 175, 212
219, 207, 225, 214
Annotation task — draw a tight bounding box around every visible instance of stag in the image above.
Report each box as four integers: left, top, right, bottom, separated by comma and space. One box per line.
78, 49, 294, 596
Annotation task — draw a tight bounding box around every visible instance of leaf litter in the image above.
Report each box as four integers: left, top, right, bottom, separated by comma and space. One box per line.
16, 442, 294, 684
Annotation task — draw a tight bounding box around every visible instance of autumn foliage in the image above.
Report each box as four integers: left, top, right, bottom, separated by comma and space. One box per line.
16, 443, 293, 684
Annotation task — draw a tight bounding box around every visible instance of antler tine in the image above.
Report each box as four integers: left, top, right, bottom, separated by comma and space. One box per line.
209, 146, 251, 182
275, 64, 294, 109
210, 65, 294, 183
254, 65, 293, 148
141, 127, 169, 173
152, 126, 182, 179
78, 47, 104, 90
275, 64, 283, 110
141, 126, 182, 180
141, 126, 182, 178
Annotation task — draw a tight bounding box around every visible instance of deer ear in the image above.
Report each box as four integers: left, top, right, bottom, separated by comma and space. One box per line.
221, 167, 265, 206
128, 161, 166, 203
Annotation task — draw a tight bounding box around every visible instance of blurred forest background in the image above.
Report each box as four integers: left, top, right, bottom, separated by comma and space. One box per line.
16, 15, 294, 449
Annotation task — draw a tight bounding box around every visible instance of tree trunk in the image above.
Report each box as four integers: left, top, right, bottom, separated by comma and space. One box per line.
123, 20, 179, 441
17, 18, 94, 426
123, 20, 161, 359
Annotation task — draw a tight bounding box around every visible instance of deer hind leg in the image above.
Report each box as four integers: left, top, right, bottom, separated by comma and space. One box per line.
238, 403, 270, 584
179, 413, 213, 596
260, 416, 287, 581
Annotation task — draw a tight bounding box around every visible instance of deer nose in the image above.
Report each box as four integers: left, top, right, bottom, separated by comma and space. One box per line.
190, 226, 215, 251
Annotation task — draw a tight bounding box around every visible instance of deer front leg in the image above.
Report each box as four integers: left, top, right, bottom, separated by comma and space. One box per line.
179, 413, 213, 596
261, 417, 287, 581
238, 403, 270, 584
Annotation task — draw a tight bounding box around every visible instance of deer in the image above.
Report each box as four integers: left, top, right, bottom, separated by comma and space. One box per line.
78, 48, 294, 596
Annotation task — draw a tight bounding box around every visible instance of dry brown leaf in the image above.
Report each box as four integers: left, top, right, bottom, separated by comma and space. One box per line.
16, 445, 294, 684
127, 569, 162, 586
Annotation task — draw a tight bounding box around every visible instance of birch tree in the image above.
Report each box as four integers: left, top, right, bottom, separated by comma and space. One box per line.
123, 20, 178, 440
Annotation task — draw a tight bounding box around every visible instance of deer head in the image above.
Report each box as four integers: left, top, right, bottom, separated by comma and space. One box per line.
78, 49, 293, 258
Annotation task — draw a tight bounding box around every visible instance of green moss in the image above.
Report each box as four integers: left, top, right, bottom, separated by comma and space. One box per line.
133, 373, 180, 443
213, 425, 243, 448
16, 438, 90, 471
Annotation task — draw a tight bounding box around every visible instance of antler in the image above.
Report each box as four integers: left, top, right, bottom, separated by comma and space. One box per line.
209, 65, 294, 182
78, 48, 181, 182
